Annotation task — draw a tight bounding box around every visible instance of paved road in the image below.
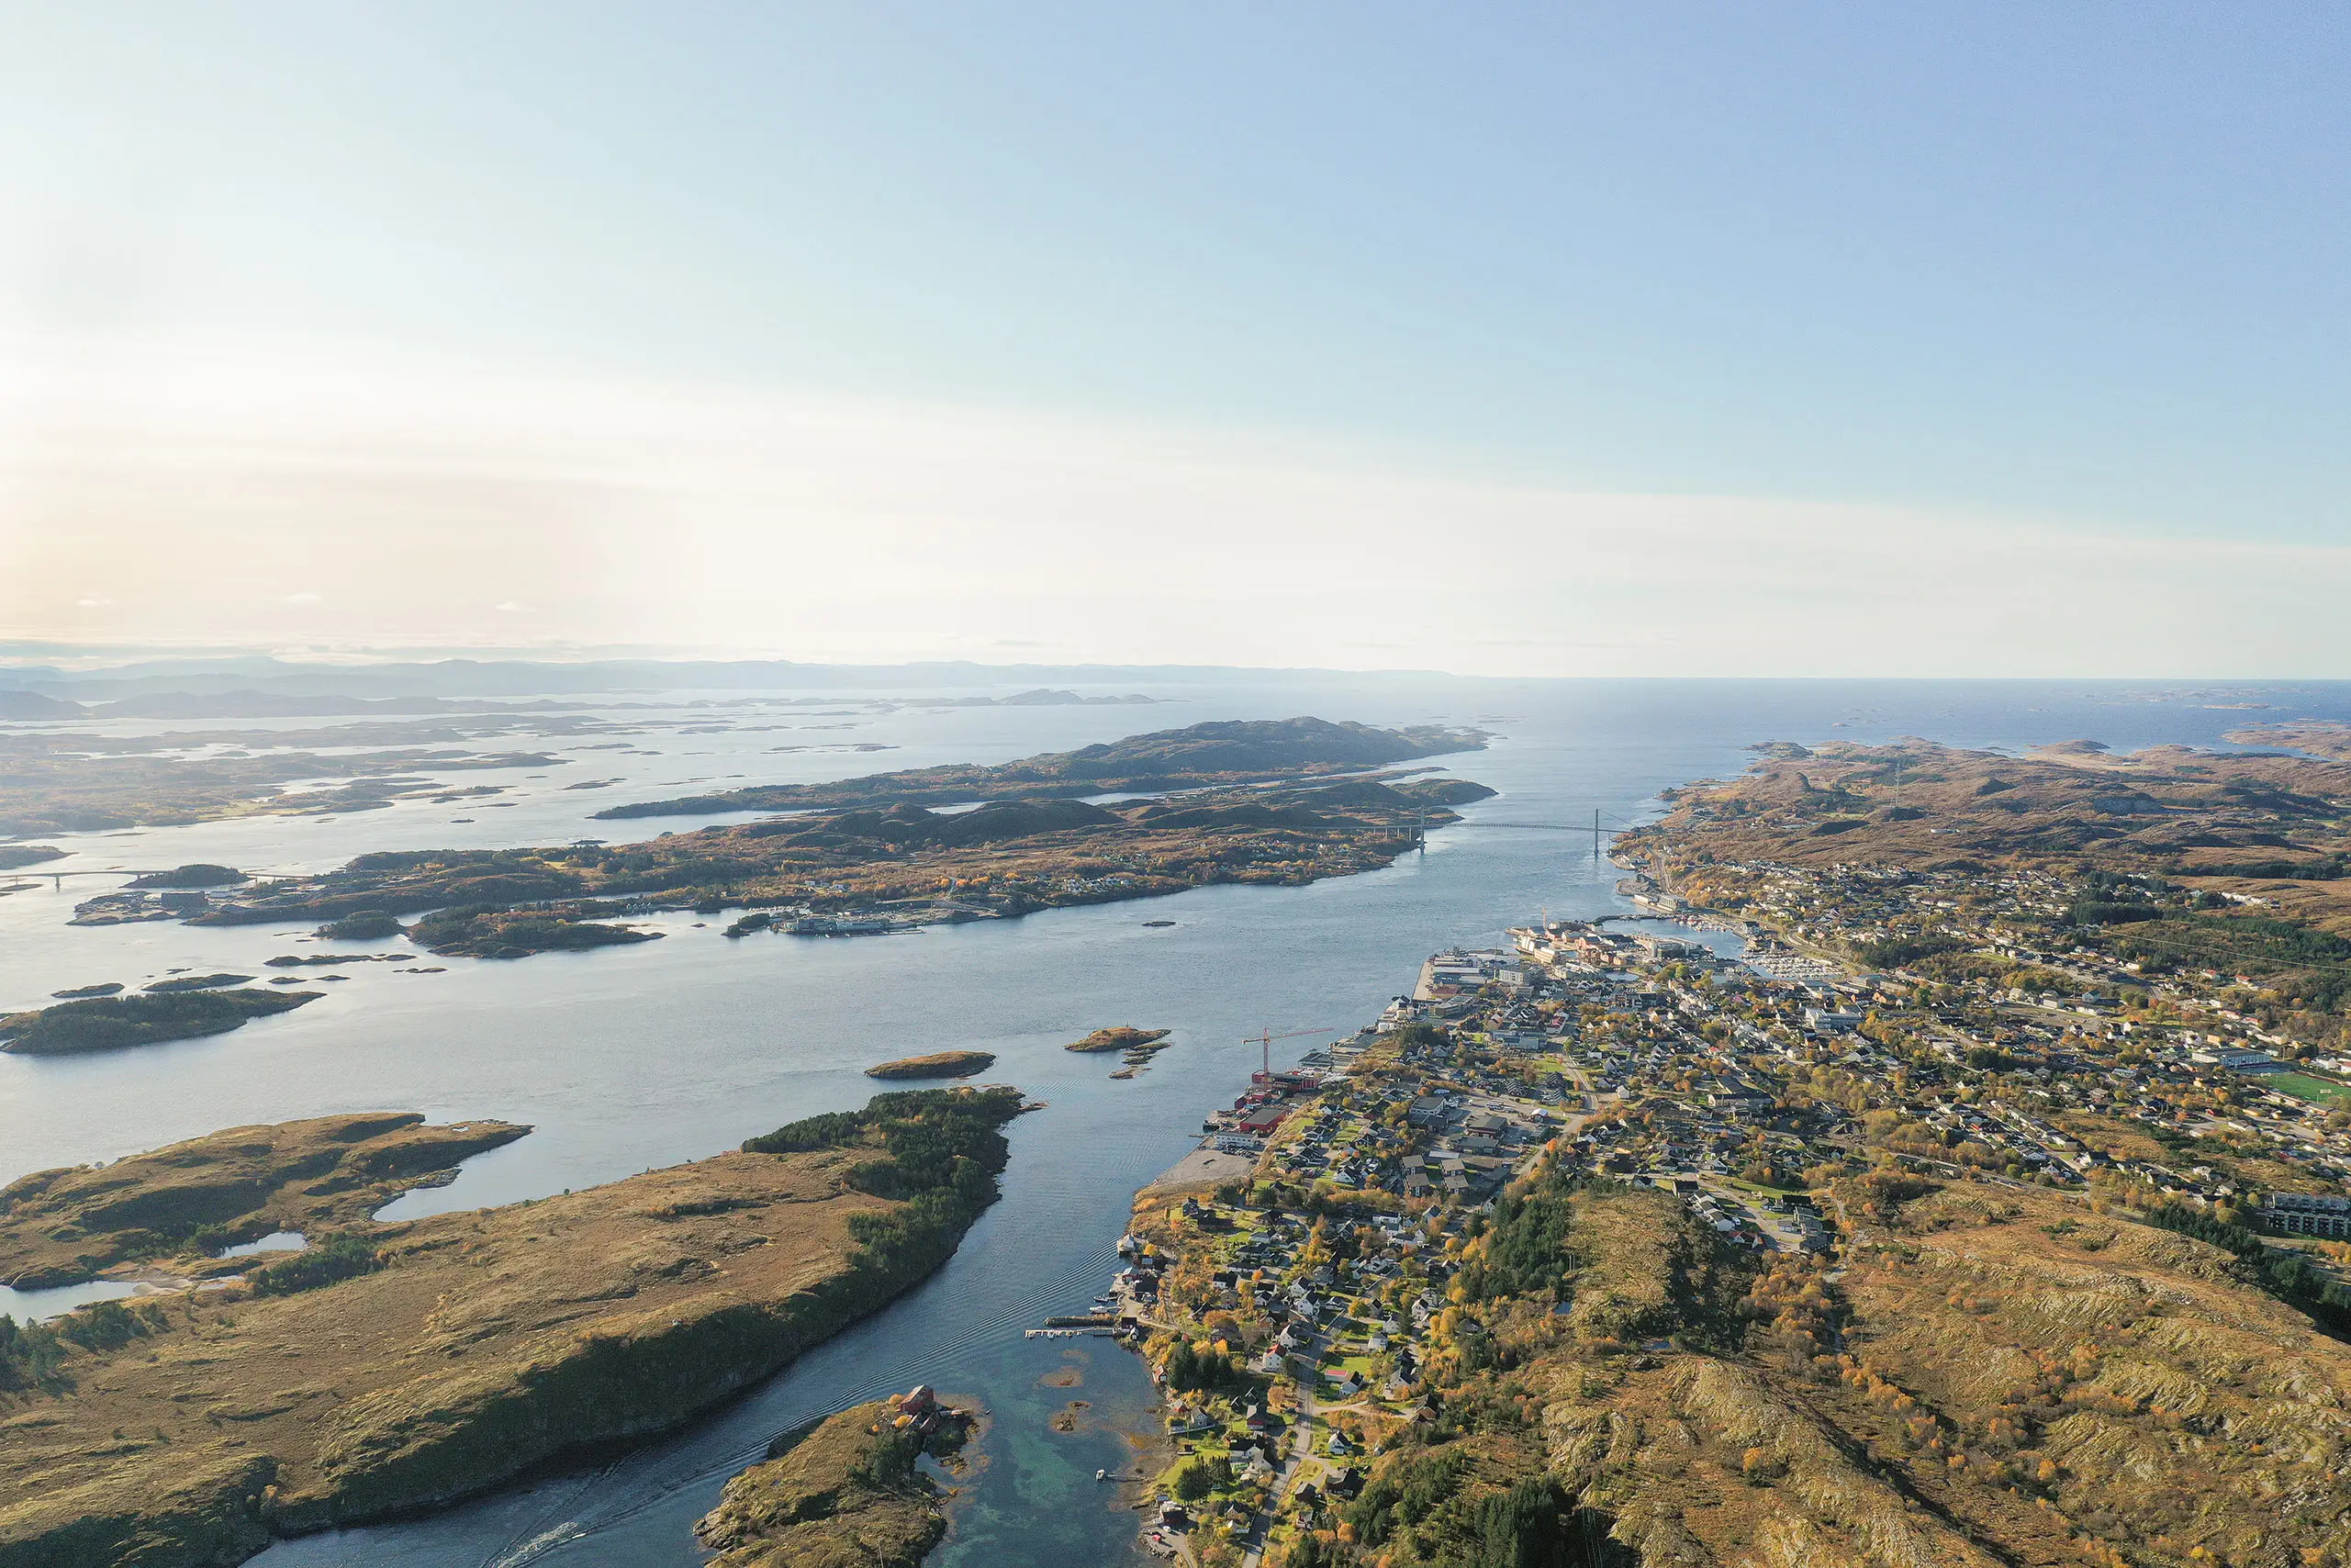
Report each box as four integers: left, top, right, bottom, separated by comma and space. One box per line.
1238, 1327, 1327, 1568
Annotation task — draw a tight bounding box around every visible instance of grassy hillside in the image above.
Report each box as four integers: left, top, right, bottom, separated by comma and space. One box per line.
695, 1399, 966, 1568
0, 1112, 528, 1288
1297, 1159, 2351, 1568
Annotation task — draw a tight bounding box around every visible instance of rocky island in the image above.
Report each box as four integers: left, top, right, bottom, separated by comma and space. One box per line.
126, 864, 248, 890
1064, 1025, 1171, 1053
0, 1086, 1024, 1567
694, 1391, 976, 1568
1067, 1025, 1176, 1075
866, 1049, 997, 1079
140, 971, 255, 992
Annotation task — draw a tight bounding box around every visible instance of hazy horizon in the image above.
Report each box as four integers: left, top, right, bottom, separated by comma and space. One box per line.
6, 5, 2347, 676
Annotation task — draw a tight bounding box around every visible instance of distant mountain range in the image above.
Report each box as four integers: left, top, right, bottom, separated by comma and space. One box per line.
0, 684, 1159, 722
0, 654, 1442, 703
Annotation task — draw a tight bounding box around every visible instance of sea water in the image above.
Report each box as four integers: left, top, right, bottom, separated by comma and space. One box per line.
4, 677, 2345, 1566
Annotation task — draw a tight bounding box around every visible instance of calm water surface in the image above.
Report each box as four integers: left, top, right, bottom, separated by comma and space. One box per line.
4, 678, 2345, 1566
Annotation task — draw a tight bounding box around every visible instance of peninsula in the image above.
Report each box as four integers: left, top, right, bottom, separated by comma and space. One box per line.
0, 1112, 530, 1288
0, 1087, 1024, 1567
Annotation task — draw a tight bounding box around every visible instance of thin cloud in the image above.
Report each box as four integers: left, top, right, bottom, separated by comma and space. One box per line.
5, 344, 2346, 678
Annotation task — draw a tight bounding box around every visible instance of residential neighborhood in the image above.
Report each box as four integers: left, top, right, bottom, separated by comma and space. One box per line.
1112, 857, 2351, 1564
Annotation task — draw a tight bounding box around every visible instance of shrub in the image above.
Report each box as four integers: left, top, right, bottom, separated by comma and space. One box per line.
56, 1298, 143, 1352
1347, 1449, 1466, 1546
2145, 1202, 2351, 1332
855, 1426, 922, 1488
1171, 1459, 1215, 1501
0, 1315, 64, 1389
1162, 1338, 1245, 1393
249, 1234, 383, 1296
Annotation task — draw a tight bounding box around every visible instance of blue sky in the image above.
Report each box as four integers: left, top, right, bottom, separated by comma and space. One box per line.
2, 5, 2346, 672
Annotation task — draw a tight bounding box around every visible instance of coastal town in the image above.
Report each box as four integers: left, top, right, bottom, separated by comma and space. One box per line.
1108, 778, 2351, 1565
16, 732, 2351, 1568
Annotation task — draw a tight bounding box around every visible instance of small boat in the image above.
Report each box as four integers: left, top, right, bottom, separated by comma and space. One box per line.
1096, 1467, 1109, 1482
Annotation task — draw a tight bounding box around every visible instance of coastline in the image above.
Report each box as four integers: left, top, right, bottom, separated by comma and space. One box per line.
0, 1090, 1026, 1568
1100, 740, 2351, 1568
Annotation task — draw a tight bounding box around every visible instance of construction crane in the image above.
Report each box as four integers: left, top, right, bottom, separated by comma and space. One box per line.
1243, 1025, 1337, 1078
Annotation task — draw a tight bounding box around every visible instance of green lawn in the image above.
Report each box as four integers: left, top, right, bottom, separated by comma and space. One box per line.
2267, 1071, 2351, 1109
1719, 1174, 1808, 1201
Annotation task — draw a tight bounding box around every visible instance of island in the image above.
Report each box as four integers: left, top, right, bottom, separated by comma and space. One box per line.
157, 720, 1495, 962
0, 707, 1478, 839
317, 910, 404, 939
140, 971, 255, 992
0, 1086, 1024, 1568
694, 1392, 975, 1568
866, 1049, 997, 1079
593, 714, 1485, 819
404, 905, 660, 959
0, 988, 320, 1055
0, 846, 63, 872
0, 718, 574, 838
1064, 1025, 1171, 1053
125, 864, 248, 889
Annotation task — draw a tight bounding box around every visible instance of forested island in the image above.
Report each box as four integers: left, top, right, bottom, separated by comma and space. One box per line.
0, 1088, 1024, 1567
0, 988, 320, 1055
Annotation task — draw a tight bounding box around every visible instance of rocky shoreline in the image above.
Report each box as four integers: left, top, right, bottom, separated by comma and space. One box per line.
0, 1088, 1026, 1568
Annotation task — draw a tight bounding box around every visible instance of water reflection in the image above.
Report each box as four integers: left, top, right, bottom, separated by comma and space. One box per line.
0, 1277, 140, 1323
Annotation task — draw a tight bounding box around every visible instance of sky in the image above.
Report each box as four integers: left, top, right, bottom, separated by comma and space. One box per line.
1, 3, 2346, 677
